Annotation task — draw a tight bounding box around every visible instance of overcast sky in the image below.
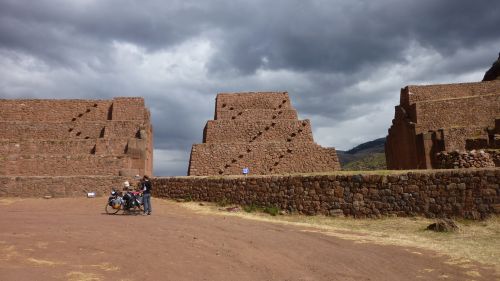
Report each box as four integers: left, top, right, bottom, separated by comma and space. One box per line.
1, 0, 499, 176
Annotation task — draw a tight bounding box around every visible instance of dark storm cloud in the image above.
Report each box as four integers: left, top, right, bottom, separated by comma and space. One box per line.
1, 0, 499, 175
148, 94, 213, 151
207, 0, 500, 74
0, 0, 206, 68
2, 0, 499, 73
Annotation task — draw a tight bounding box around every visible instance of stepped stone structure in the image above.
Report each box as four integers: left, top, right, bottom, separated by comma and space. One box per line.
386, 56, 500, 169
0, 97, 153, 196
188, 92, 340, 176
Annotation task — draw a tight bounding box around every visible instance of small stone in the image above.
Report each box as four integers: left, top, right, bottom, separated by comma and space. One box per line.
329, 209, 344, 217
426, 219, 459, 232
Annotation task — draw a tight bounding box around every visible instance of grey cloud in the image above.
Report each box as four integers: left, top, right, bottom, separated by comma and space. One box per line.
0, 0, 208, 69
148, 93, 214, 149
208, 0, 500, 75
2, 0, 499, 74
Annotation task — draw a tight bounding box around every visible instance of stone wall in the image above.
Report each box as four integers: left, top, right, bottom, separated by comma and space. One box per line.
189, 92, 340, 176
442, 127, 488, 151
189, 143, 340, 175
110, 97, 149, 121
402, 81, 500, 106
203, 120, 313, 143
491, 151, 500, 166
0, 100, 112, 122
385, 106, 419, 169
1, 121, 144, 140
153, 169, 500, 219
216, 109, 297, 120
0, 139, 136, 157
215, 92, 291, 115
1, 139, 98, 155
2, 169, 498, 220
0, 155, 130, 176
414, 94, 499, 133
0, 176, 127, 197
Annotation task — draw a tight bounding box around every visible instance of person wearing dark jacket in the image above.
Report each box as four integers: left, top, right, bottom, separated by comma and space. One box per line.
141, 175, 152, 215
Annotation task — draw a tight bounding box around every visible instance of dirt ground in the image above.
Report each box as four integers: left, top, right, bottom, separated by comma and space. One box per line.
0, 198, 497, 281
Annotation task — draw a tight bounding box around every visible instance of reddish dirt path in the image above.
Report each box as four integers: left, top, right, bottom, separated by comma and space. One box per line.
0, 198, 497, 281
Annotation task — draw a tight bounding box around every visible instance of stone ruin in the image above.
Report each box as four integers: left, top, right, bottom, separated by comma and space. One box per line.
188, 92, 340, 176
386, 55, 500, 169
0, 97, 153, 196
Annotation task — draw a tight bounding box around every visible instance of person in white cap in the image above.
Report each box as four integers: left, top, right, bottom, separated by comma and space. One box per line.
122, 181, 133, 210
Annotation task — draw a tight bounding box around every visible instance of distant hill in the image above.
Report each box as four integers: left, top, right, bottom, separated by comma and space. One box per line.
483, 53, 500, 81
337, 137, 387, 170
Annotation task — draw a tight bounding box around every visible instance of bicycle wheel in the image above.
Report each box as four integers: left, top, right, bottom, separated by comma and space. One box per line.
105, 203, 121, 214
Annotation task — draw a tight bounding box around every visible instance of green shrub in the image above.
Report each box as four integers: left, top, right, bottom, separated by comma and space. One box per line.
243, 204, 259, 213
263, 205, 279, 216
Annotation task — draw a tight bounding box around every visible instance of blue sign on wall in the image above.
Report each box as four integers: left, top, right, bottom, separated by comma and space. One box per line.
242, 167, 249, 174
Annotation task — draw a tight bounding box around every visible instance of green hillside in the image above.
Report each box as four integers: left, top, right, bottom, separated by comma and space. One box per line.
341, 152, 387, 171
337, 138, 387, 170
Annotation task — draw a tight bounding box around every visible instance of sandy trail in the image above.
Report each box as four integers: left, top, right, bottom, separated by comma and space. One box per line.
0, 198, 497, 281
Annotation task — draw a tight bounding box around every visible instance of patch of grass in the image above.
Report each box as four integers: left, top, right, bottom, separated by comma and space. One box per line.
263, 205, 279, 216
243, 204, 260, 213
242, 204, 279, 216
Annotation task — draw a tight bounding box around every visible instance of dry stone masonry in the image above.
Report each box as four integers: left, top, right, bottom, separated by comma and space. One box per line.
153, 169, 500, 220
188, 92, 341, 176
385, 55, 500, 169
0, 97, 153, 197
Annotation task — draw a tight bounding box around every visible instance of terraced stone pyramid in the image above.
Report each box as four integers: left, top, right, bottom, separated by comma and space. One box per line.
188, 92, 340, 176
0, 97, 153, 177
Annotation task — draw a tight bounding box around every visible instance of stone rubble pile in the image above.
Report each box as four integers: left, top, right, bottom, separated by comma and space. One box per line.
436, 150, 496, 169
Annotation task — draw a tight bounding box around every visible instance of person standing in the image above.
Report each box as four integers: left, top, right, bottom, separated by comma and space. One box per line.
141, 175, 152, 215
